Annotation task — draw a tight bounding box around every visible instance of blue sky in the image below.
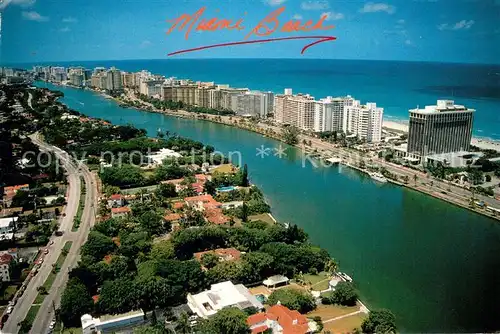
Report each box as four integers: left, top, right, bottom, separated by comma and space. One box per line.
1, 0, 499, 64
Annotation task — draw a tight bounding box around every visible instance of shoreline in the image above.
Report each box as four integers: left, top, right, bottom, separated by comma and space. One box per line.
39, 81, 500, 222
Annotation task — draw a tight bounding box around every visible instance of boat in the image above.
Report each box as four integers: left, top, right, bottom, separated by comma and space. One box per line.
338, 272, 353, 282
369, 172, 388, 183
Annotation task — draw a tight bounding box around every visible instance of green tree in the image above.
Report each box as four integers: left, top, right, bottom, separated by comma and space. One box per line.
81, 231, 117, 261
201, 252, 219, 269
199, 307, 250, 334
155, 183, 177, 199
281, 126, 299, 145
241, 164, 250, 187
267, 288, 316, 313
175, 312, 191, 334
60, 278, 94, 327
330, 282, 357, 306
204, 180, 217, 196
241, 202, 249, 223
361, 309, 397, 334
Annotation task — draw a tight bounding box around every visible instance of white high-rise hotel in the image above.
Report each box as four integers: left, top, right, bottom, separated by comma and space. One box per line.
274, 89, 383, 142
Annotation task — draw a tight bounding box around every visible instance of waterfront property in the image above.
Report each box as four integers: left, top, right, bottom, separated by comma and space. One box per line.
407, 100, 475, 158
32, 79, 500, 333
247, 304, 316, 334
187, 281, 264, 318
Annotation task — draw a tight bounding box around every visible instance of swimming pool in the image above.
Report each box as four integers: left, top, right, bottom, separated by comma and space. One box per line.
216, 186, 236, 192
255, 294, 267, 303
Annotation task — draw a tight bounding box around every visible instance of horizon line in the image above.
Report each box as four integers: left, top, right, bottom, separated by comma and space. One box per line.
2, 57, 500, 67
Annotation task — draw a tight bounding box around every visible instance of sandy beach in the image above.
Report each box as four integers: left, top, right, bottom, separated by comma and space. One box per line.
383, 119, 500, 152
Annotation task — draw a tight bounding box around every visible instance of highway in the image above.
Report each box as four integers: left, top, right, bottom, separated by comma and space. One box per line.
1, 135, 97, 334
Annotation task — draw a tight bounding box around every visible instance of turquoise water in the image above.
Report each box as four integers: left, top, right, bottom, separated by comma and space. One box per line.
37, 81, 500, 332
16, 59, 500, 140
217, 186, 236, 192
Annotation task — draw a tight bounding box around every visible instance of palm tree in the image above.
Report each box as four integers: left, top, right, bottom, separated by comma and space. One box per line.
324, 259, 338, 275
175, 312, 191, 334
138, 189, 148, 203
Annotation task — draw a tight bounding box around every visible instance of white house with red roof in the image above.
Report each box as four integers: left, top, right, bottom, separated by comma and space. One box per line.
107, 194, 124, 208
247, 304, 316, 334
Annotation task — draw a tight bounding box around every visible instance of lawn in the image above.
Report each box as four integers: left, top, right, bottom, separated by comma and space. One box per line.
248, 213, 276, 225
20, 305, 41, 334
211, 164, 236, 174
120, 184, 158, 194
72, 177, 86, 231
33, 241, 73, 304
301, 272, 331, 291
322, 312, 367, 333
307, 304, 360, 321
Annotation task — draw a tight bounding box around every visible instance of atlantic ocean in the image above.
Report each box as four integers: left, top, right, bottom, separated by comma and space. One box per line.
12, 59, 500, 140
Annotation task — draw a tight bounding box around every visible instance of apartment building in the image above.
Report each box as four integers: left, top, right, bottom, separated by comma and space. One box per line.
274, 89, 316, 131
343, 100, 383, 142
235, 91, 268, 117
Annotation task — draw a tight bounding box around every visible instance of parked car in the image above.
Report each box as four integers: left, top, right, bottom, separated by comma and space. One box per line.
6, 306, 13, 314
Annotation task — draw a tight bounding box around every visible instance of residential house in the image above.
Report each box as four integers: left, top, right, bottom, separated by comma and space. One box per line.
194, 248, 241, 263
204, 207, 230, 225
107, 194, 124, 208
163, 213, 182, 231
184, 195, 221, 211
0, 253, 13, 281
0, 217, 17, 241
81, 309, 145, 334
187, 281, 264, 319
247, 304, 316, 334
111, 207, 131, 218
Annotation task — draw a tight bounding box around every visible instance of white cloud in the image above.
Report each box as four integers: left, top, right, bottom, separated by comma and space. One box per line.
321, 11, 344, 21
293, 14, 303, 20
263, 0, 287, 6
59, 26, 70, 33
62, 16, 77, 23
22, 11, 48, 22
359, 2, 396, 14
0, 0, 35, 10
140, 40, 152, 48
397, 19, 405, 24
301, 0, 329, 10
438, 19, 474, 31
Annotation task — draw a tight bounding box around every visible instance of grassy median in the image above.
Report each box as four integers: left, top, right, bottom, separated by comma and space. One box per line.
72, 176, 86, 232
33, 241, 73, 305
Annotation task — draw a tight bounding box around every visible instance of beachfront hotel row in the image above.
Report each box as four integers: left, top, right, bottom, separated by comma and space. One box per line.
2, 66, 476, 164
24, 66, 385, 143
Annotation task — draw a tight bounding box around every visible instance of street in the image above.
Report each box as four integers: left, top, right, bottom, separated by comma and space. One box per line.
1, 135, 97, 334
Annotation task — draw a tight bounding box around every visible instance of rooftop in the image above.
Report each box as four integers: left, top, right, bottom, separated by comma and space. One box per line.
0, 253, 13, 265
164, 213, 182, 222
0, 216, 17, 229
194, 248, 241, 262
111, 207, 131, 214
410, 100, 475, 114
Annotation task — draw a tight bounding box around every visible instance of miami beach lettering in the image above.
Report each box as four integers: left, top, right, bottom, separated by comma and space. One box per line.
166, 6, 337, 56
